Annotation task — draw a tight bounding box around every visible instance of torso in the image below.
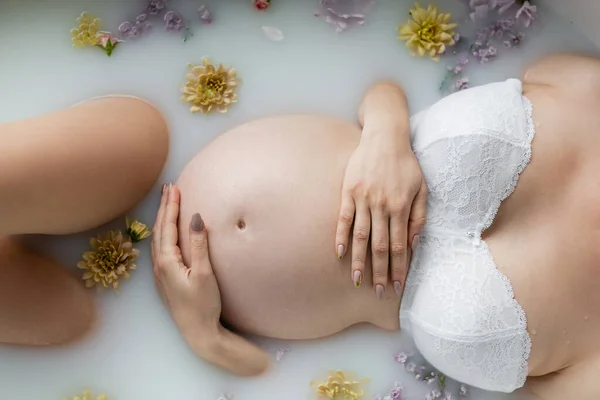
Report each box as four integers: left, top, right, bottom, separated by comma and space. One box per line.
176, 80, 600, 392
485, 83, 600, 378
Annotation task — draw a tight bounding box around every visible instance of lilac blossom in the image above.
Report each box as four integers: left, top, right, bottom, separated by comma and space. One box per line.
118, 13, 151, 39
405, 362, 417, 373
164, 10, 184, 32
315, 0, 376, 33
459, 384, 468, 397
425, 389, 442, 400
147, 0, 167, 16
198, 5, 213, 23
497, 0, 516, 14
516, 1, 537, 27
394, 352, 408, 364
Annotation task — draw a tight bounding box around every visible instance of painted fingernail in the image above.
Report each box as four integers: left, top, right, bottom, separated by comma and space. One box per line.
191, 213, 204, 232
376, 284, 385, 299
412, 235, 420, 252
394, 281, 402, 296
353, 270, 362, 288
337, 244, 345, 259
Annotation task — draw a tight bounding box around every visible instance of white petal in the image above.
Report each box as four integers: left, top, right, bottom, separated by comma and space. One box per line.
261, 25, 284, 42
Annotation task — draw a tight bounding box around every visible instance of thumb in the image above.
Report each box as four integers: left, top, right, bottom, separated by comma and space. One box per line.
189, 213, 212, 275
408, 182, 428, 248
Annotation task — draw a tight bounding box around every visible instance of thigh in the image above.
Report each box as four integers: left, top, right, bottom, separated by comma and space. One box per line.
0, 97, 169, 235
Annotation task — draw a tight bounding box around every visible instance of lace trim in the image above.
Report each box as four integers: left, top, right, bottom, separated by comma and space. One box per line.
478, 95, 535, 389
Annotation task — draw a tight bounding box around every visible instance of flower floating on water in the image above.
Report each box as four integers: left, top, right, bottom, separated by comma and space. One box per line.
181, 58, 240, 114
253, 0, 271, 11
373, 381, 403, 400
315, 0, 376, 33
275, 347, 290, 361
516, 1, 537, 27
312, 370, 368, 399
77, 230, 139, 289
126, 217, 152, 243
398, 3, 457, 61
198, 5, 213, 23
71, 12, 102, 47
147, 0, 167, 16
65, 390, 107, 400
118, 14, 152, 39
96, 32, 121, 56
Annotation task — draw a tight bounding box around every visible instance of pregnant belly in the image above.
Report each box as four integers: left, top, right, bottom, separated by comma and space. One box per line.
176, 115, 392, 339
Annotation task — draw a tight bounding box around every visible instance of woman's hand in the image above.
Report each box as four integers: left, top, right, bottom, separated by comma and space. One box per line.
336, 123, 427, 298
152, 183, 270, 376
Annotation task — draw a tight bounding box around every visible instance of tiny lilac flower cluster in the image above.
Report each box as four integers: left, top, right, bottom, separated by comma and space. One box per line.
463, 0, 537, 26
393, 351, 469, 400
373, 381, 404, 400
118, 0, 213, 41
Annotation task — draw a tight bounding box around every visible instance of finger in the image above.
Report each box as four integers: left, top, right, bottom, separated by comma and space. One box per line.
390, 203, 409, 296
152, 183, 169, 260
161, 184, 181, 255
407, 182, 428, 248
351, 202, 371, 289
188, 213, 213, 277
370, 208, 390, 298
335, 193, 355, 259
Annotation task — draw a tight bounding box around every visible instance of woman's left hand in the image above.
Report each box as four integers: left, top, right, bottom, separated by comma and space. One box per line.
336, 130, 427, 298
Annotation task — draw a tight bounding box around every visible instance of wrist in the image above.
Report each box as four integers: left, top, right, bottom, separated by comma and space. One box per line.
184, 321, 222, 356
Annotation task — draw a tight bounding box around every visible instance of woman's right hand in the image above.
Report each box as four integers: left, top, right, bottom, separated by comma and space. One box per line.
152, 183, 270, 376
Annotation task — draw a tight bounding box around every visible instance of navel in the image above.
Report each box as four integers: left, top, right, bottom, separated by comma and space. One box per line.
236, 219, 246, 231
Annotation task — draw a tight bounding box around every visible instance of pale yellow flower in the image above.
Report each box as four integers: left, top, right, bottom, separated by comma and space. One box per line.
311, 370, 368, 399
70, 12, 102, 47
65, 390, 107, 400
126, 217, 152, 243
398, 3, 457, 61
181, 58, 240, 114
77, 230, 139, 290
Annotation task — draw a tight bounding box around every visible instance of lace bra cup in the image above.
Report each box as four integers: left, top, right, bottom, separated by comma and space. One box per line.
400, 79, 534, 393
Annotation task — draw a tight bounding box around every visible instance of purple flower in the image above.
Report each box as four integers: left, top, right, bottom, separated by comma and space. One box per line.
198, 5, 213, 23
315, 0, 375, 33
504, 31, 525, 47
118, 13, 151, 39
516, 1, 537, 28
443, 394, 454, 400
458, 53, 469, 66
147, 0, 166, 16
425, 390, 442, 400
497, 0, 516, 14
389, 388, 403, 399
459, 384, 468, 396
394, 352, 408, 364
454, 78, 470, 92
164, 11, 184, 32
405, 362, 416, 373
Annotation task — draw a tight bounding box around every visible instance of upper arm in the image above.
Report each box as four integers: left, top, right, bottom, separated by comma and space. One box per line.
524, 356, 600, 400
523, 52, 600, 97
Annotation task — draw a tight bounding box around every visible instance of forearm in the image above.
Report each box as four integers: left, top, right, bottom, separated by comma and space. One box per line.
358, 81, 411, 142
186, 324, 270, 376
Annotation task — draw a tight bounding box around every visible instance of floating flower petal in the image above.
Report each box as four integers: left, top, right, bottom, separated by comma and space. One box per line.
198, 5, 213, 23
316, 0, 375, 33
181, 58, 240, 114
77, 230, 139, 290
311, 370, 368, 399
398, 3, 457, 61
261, 25, 284, 41
71, 12, 102, 47
96, 32, 121, 56
253, 0, 271, 11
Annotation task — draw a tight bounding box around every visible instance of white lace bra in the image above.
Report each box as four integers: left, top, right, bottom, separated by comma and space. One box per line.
400, 79, 534, 393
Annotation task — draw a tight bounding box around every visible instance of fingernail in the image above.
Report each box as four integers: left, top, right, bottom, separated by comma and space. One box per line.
411, 235, 420, 252
376, 284, 385, 299
161, 183, 167, 194
191, 213, 204, 232
394, 281, 402, 296
337, 244, 345, 259
353, 270, 362, 288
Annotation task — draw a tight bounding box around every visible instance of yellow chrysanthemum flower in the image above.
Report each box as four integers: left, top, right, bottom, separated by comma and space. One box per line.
70, 12, 102, 47
65, 390, 107, 400
77, 230, 139, 289
312, 370, 368, 399
125, 217, 152, 243
181, 58, 240, 114
398, 3, 457, 61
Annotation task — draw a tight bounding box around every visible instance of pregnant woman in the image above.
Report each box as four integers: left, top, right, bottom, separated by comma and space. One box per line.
0, 96, 169, 345
153, 53, 600, 399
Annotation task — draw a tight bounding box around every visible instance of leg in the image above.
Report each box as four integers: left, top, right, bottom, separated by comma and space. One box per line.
0, 96, 169, 235
0, 236, 96, 345
0, 96, 169, 345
